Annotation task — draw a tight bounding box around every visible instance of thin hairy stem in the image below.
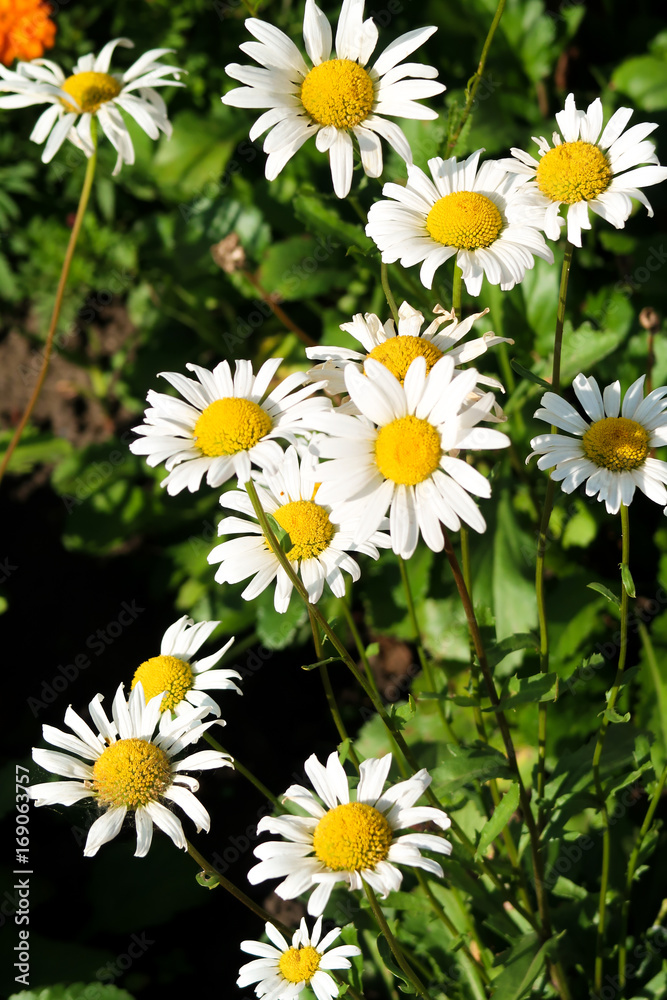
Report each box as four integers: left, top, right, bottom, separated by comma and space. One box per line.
363, 879, 431, 1000
0, 125, 98, 487
446, 0, 507, 155
593, 502, 631, 993
309, 608, 360, 770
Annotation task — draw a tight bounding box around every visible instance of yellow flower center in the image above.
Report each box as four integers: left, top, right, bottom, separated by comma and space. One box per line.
131, 655, 194, 713
92, 738, 171, 809
375, 415, 442, 485
278, 945, 322, 984
272, 499, 335, 561
60, 71, 122, 114
193, 398, 273, 458
300, 58, 375, 129
536, 141, 612, 204
426, 191, 503, 250
313, 801, 393, 871
582, 416, 650, 471
367, 338, 444, 383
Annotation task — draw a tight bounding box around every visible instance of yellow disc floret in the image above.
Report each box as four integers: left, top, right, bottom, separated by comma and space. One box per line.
300, 58, 375, 129
367, 338, 444, 383
272, 499, 335, 561
60, 71, 122, 113
313, 801, 393, 871
131, 655, 194, 713
193, 398, 273, 458
92, 738, 171, 809
582, 416, 649, 471
426, 191, 503, 250
375, 415, 442, 485
536, 141, 612, 204
279, 945, 322, 984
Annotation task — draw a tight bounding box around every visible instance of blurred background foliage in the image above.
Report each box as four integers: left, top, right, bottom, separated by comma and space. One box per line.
2, 0, 667, 998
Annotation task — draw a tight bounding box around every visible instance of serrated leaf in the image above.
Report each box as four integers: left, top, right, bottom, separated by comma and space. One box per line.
488, 672, 558, 711
431, 743, 511, 796
475, 782, 520, 860
487, 633, 539, 668
587, 582, 621, 607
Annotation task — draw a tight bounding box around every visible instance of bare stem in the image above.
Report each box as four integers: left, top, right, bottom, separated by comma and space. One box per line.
0, 125, 98, 487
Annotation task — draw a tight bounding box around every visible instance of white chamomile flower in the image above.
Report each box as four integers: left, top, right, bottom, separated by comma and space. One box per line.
310, 356, 510, 558
306, 299, 510, 399
501, 93, 667, 246
365, 148, 553, 293
208, 445, 389, 612
131, 615, 241, 718
529, 374, 667, 515
238, 916, 360, 1000
248, 750, 451, 916
129, 357, 330, 495
221, 0, 445, 198
0, 38, 183, 174
28, 683, 232, 857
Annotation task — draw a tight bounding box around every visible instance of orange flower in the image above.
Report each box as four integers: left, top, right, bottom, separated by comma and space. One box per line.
0, 0, 56, 67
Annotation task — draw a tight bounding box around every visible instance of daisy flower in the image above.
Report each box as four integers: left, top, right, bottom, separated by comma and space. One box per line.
529, 373, 667, 514
0, 38, 183, 174
129, 357, 330, 495
0, 0, 55, 67
221, 0, 445, 198
501, 94, 667, 246
28, 683, 232, 857
208, 445, 389, 612
310, 356, 510, 558
237, 916, 360, 1000
131, 615, 241, 718
365, 148, 553, 293
306, 299, 510, 396
248, 750, 451, 916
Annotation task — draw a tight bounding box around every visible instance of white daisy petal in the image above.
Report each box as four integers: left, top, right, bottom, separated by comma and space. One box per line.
530, 373, 667, 515
503, 93, 667, 244
222, 2, 444, 193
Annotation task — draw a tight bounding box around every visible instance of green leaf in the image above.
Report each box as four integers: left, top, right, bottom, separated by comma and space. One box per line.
604, 708, 631, 724
293, 194, 374, 253
258, 234, 349, 301
489, 672, 558, 711
375, 934, 417, 994
612, 55, 667, 111
509, 360, 551, 389
256, 589, 308, 650
621, 563, 636, 598
301, 656, 343, 671
487, 633, 539, 668
475, 782, 520, 859
587, 582, 621, 607
365, 642, 380, 657
151, 109, 240, 201
491, 490, 538, 674
490, 932, 554, 1000
562, 499, 597, 549
431, 743, 511, 797
0, 429, 73, 476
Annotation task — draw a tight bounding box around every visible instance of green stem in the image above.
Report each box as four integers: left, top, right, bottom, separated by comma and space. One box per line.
0, 123, 98, 487
309, 608, 360, 770
245, 479, 537, 927
363, 880, 431, 1000
398, 555, 458, 745
452, 263, 463, 316
203, 731, 283, 811
535, 244, 574, 807
618, 760, 667, 993
186, 840, 366, 1000
444, 528, 573, 998
446, 0, 507, 156
593, 502, 631, 994
381, 261, 400, 325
